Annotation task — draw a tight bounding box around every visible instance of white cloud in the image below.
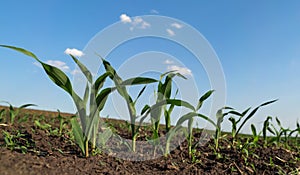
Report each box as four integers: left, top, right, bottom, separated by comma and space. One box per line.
120, 14, 132, 23
166, 29, 175, 36
150, 9, 159, 14
120, 14, 151, 30
164, 59, 174, 64
64, 48, 84, 57
46, 60, 70, 72
130, 17, 151, 30
171, 23, 183, 29
167, 65, 192, 76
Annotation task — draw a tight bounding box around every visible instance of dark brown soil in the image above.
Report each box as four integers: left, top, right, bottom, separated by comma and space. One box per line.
0, 106, 299, 175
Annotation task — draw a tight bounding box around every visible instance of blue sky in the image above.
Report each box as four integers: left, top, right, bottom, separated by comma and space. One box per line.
1, 1, 300, 132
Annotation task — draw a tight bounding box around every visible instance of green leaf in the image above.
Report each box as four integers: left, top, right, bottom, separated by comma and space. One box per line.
0, 45, 74, 96
263, 116, 272, 140
0, 45, 39, 61
70, 117, 86, 155
96, 87, 116, 112
236, 99, 277, 136
134, 85, 147, 105
196, 90, 214, 111
93, 72, 110, 93
41, 63, 74, 95
251, 124, 257, 137
121, 77, 158, 86
176, 112, 216, 128
166, 99, 195, 111
70, 55, 93, 83
19, 104, 37, 109
141, 105, 150, 116
83, 83, 90, 105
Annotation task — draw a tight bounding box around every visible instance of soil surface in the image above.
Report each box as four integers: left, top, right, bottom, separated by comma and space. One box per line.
0, 106, 299, 175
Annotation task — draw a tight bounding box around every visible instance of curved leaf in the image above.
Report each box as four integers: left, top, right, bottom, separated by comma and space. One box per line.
70, 55, 93, 83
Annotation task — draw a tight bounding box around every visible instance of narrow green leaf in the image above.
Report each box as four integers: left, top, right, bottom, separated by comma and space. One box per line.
176, 112, 216, 128
121, 77, 158, 86
70, 117, 86, 155
196, 90, 214, 111
70, 55, 93, 83
83, 83, 90, 105
141, 105, 150, 116
19, 104, 37, 109
263, 116, 272, 140
96, 87, 116, 112
166, 99, 195, 111
0, 45, 39, 61
134, 85, 147, 105
93, 72, 110, 93
251, 124, 257, 137
236, 99, 277, 136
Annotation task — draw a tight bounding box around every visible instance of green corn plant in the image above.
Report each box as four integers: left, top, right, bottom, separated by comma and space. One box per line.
268, 117, 291, 146
0, 109, 5, 123
101, 58, 158, 152
262, 116, 273, 146
250, 124, 261, 145
164, 88, 179, 133
1, 45, 116, 157
139, 93, 200, 156
152, 71, 186, 139
226, 100, 277, 142
288, 121, 300, 146
0, 101, 36, 125
161, 90, 216, 156
214, 106, 235, 151
57, 110, 65, 136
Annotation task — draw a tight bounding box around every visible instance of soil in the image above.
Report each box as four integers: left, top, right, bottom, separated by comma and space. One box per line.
0, 106, 299, 175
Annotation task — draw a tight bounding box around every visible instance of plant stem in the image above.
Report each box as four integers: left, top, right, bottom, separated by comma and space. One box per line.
85, 139, 89, 157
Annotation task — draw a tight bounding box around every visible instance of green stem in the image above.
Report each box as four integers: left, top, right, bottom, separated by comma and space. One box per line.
85, 139, 89, 157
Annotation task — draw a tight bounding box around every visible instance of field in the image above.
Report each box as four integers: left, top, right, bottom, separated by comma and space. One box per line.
0, 45, 300, 174
0, 105, 299, 175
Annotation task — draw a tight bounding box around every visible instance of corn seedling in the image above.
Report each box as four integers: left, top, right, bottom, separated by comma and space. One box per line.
262, 116, 273, 146
57, 110, 66, 136
0, 45, 118, 157
0, 109, 5, 123
2, 130, 29, 153
267, 117, 292, 147
0, 101, 36, 125
214, 106, 234, 151
101, 57, 158, 152
227, 100, 277, 143
151, 72, 186, 140
250, 124, 261, 145
163, 90, 216, 157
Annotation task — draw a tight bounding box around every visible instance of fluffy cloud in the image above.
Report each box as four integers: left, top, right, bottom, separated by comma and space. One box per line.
46, 60, 70, 72
167, 65, 192, 76
120, 14, 150, 30
166, 29, 175, 36
120, 14, 132, 23
64, 48, 84, 57
164, 59, 174, 64
171, 23, 183, 29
